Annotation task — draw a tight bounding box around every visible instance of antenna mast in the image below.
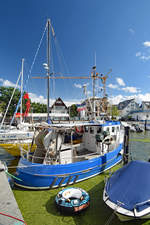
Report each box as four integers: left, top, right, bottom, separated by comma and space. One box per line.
20, 58, 24, 124
47, 19, 50, 121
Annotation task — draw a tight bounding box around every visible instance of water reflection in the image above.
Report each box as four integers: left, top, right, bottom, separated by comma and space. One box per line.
0, 146, 15, 165
130, 130, 150, 161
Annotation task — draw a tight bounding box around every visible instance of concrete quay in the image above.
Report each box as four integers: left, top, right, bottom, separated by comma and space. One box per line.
0, 161, 25, 225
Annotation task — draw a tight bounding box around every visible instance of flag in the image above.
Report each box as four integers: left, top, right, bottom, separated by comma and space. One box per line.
76, 103, 86, 112
23, 92, 30, 117
23, 93, 29, 99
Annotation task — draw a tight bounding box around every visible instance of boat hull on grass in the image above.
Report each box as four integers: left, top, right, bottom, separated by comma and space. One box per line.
14, 144, 123, 189
103, 160, 150, 221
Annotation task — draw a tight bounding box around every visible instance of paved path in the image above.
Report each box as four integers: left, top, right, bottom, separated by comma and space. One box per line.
0, 161, 25, 225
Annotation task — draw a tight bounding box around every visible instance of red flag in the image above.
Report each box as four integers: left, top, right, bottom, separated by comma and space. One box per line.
23, 92, 30, 117
23, 93, 29, 99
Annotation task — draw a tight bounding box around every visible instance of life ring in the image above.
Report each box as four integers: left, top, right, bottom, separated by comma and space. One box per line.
75, 126, 84, 134
55, 187, 90, 213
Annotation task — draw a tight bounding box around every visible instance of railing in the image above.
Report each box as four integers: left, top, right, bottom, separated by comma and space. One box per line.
20, 147, 100, 165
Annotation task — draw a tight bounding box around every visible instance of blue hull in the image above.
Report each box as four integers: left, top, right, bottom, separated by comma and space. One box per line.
14, 144, 123, 189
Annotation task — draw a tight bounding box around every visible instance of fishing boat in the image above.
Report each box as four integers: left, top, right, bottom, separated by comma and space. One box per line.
0, 59, 34, 156
13, 19, 125, 189
103, 160, 150, 221
14, 120, 124, 189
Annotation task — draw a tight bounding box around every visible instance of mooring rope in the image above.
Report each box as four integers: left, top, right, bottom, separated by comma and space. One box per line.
0, 212, 27, 225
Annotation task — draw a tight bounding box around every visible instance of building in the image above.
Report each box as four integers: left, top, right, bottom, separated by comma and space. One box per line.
49, 97, 69, 121
130, 101, 150, 121
77, 97, 109, 119
16, 97, 69, 123
117, 99, 139, 118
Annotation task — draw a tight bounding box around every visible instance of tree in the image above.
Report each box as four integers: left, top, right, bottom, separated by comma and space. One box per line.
0, 86, 47, 116
0, 87, 21, 116
31, 102, 47, 113
69, 104, 78, 117
111, 105, 120, 119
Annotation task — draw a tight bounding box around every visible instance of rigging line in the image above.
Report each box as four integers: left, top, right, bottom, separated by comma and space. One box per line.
53, 35, 70, 75
26, 22, 48, 83
0, 71, 22, 129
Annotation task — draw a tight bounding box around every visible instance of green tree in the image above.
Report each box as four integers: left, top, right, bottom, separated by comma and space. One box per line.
0, 86, 47, 116
111, 105, 120, 119
0, 87, 21, 116
31, 102, 47, 113
70, 104, 78, 117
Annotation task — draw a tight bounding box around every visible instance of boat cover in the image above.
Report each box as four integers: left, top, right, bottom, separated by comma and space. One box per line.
105, 160, 150, 212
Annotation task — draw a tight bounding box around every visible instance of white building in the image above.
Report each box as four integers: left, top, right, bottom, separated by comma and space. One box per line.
130, 101, 150, 121
117, 99, 139, 118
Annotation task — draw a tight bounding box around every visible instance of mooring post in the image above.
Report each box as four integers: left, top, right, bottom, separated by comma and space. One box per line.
145, 119, 147, 131
123, 126, 130, 165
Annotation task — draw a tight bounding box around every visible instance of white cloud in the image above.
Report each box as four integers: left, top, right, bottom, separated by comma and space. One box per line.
136, 52, 141, 57
135, 93, 150, 102
63, 100, 80, 107
87, 90, 91, 95
140, 55, 150, 61
29, 92, 47, 104
122, 86, 140, 93
128, 28, 135, 35
108, 83, 118, 89
108, 93, 150, 105
143, 41, 150, 47
74, 83, 82, 89
136, 42, 150, 61
135, 52, 150, 61
29, 92, 79, 107
116, 77, 125, 86
0, 78, 20, 88
108, 95, 127, 105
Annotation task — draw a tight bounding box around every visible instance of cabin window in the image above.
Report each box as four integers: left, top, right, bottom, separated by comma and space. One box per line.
97, 127, 102, 133
106, 127, 109, 132
90, 127, 94, 134
85, 126, 89, 132
117, 126, 120, 131
112, 127, 115, 132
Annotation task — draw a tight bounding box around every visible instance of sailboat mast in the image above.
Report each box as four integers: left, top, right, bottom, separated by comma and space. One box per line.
20, 58, 24, 124
47, 19, 50, 121
92, 65, 96, 119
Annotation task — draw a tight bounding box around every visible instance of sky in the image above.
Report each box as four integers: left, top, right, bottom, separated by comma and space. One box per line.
1, 0, 150, 106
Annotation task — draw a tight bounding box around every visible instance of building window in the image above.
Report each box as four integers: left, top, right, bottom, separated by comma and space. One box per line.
85, 126, 88, 132
90, 127, 94, 134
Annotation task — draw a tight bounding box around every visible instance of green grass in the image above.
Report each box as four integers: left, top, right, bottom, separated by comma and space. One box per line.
13, 164, 150, 225
130, 138, 150, 143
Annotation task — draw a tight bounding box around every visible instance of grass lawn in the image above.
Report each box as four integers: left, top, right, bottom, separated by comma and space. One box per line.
13, 163, 150, 225
130, 138, 150, 143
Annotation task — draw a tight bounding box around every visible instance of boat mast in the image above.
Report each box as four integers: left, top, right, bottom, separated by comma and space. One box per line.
20, 58, 24, 124
47, 19, 50, 122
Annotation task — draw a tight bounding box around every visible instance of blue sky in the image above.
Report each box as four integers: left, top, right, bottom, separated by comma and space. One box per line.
1, 0, 150, 106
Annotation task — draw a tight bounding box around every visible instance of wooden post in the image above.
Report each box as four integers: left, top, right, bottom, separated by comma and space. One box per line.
145, 119, 147, 131
123, 126, 130, 165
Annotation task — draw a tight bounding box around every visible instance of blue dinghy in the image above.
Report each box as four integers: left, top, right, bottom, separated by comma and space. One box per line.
14, 121, 124, 189
104, 160, 150, 221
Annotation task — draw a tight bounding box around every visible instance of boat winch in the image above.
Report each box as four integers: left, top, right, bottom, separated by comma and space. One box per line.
55, 187, 90, 213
